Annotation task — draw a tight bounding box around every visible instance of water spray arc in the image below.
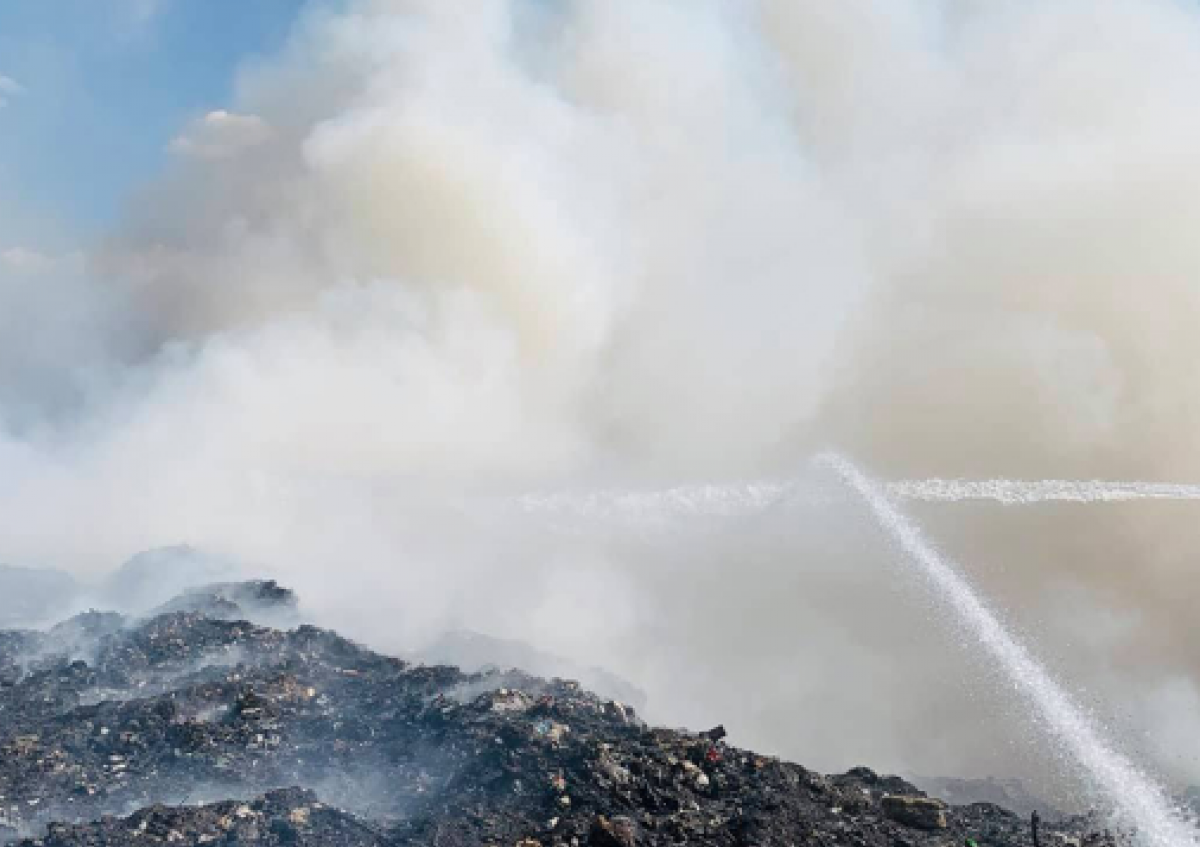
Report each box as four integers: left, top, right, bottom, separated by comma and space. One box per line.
891, 478, 1200, 505
519, 476, 1200, 520
819, 453, 1198, 847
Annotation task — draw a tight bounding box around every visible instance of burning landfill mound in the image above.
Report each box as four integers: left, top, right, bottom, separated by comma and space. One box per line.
0, 576, 1131, 847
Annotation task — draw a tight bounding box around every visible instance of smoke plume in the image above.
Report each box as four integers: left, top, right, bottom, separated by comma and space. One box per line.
4, 0, 1200, 798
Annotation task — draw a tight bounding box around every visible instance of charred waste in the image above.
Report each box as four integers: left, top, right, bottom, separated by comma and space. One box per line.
0, 578, 1129, 846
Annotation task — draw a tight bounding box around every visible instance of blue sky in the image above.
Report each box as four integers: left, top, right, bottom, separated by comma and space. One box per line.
0, 0, 308, 250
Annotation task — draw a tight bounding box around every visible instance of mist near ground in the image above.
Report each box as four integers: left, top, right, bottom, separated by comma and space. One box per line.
3, 0, 1200, 800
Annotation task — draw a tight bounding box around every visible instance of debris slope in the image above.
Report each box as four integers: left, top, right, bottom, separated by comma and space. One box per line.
0, 581, 1122, 846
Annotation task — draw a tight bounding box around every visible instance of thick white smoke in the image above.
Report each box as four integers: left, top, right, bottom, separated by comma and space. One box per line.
4, 0, 1200, 797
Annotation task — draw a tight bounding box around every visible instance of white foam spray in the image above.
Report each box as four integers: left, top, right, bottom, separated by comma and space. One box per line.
516, 481, 799, 523
891, 479, 1200, 505
519, 476, 1200, 523
819, 452, 1198, 847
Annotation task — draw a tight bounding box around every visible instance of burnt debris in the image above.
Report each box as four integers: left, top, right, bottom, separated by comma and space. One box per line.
0, 580, 1128, 846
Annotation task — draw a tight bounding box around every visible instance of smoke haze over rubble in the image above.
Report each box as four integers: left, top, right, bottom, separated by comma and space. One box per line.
3, 0, 1200, 799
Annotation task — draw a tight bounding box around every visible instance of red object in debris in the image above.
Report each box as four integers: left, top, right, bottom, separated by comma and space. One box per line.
706, 746, 722, 763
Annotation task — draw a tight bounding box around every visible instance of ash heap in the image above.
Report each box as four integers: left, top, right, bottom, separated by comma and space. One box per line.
0, 578, 1123, 846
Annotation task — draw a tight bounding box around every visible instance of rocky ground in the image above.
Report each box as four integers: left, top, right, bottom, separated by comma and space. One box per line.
0, 579, 1130, 846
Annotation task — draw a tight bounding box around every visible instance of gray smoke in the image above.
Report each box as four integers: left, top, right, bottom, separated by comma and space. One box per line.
2, 0, 1200, 798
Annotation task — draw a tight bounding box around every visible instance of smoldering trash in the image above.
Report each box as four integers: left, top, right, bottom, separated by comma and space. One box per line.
0, 578, 1126, 846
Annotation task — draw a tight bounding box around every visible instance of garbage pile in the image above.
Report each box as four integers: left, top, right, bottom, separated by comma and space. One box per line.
0, 581, 1126, 845
909, 775, 1066, 821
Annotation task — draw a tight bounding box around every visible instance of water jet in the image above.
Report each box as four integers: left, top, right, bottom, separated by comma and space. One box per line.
820, 452, 1198, 847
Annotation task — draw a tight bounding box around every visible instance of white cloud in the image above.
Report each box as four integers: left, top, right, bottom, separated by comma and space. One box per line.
1, 248, 82, 275
0, 75, 24, 109
1, 248, 51, 273
125, 0, 168, 26
168, 111, 273, 160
